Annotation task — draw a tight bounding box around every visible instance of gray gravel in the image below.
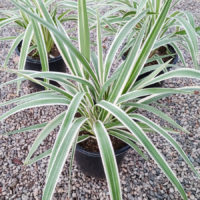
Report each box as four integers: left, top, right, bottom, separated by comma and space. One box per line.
0, 0, 200, 200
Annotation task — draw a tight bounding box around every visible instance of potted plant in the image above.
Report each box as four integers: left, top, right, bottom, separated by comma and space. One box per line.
97, 0, 200, 83
0, 0, 76, 88
1, 0, 200, 199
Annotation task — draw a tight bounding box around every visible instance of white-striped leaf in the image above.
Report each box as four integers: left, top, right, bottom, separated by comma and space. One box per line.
43, 117, 87, 200
3, 33, 24, 67
96, 12, 104, 85
15, 0, 99, 87
94, 121, 122, 200
18, 23, 33, 70
0, 16, 20, 28
0, 91, 59, 107
26, 135, 89, 166
104, 11, 146, 81
47, 92, 85, 175
78, 0, 90, 63
125, 102, 188, 133
109, 130, 148, 160
97, 100, 187, 200
4, 123, 47, 136
131, 113, 200, 179
31, 18, 49, 72
124, 0, 173, 93
24, 111, 65, 164
144, 68, 200, 87
0, 98, 69, 122
118, 87, 198, 103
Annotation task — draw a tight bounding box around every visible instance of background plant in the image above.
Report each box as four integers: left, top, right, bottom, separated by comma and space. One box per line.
1, 0, 200, 200
93, 0, 200, 69
0, 0, 76, 72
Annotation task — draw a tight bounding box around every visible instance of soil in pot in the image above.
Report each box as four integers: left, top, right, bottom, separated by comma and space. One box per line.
28, 44, 60, 60
75, 132, 130, 179
16, 41, 67, 90
122, 45, 178, 87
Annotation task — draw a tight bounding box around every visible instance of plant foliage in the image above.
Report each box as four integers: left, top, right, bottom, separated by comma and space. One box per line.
0, 0, 200, 199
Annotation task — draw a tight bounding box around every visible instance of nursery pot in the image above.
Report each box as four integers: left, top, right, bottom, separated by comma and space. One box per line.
75, 144, 130, 179
122, 44, 178, 87
16, 41, 66, 89
167, 44, 178, 64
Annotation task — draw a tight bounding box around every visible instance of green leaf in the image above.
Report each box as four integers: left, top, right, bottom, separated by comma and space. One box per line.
3, 33, 24, 68
47, 92, 85, 174
94, 121, 122, 200
2, 69, 93, 99
131, 114, 200, 179
4, 123, 47, 136
68, 136, 78, 199
107, 128, 139, 142
55, 19, 82, 77
144, 69, 200, 87
126, 103, 188, 133
175, 16, 199, 68
18, 23, 33, 70
31, 0, 99, 87
104, 11, 146, 81
78, 0, 90, 63
26, 149, 52, 165
133, 60, 171, 90
138, 86, 200, 105
0, 16, 20, 28
183, 35, 199, 70
16, 22, 33, 91
124, 0, 173, 93
107, 19, 147, 104
31, 18, 49, 72
100, 63, 124, 100
25, 135, 89, 166
19, 69, 96, 92
0, 98, 69, 122
0, 36, 17, 41
21, 70, 96, 91
24, 111, 65, 164
118, 87, 192, 103
0, 91, 63, 107
96, 12, 104, 85
43, 117, 87, 200
91, 52, 99, 78
170, 42, 186, 67
109, 130, 148, 160
77, 134, 90, 143
97, 100, 187, 200
153, 37, 181, 50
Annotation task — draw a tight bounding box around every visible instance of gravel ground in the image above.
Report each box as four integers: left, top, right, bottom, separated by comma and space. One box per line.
0, 0, 200, 200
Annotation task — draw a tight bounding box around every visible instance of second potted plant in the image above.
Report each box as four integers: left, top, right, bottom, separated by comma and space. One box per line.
0, 0, 76, 88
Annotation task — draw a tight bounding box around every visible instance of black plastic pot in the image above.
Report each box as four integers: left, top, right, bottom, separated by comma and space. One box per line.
75, 144, 130, 179
16, 41, 66, 89
122, 44, 178, 87
167, 44, 178, 64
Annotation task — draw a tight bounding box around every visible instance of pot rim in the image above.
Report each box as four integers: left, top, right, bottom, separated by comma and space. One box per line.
167, 44, 178, 64
15, 41, 63, 64
76, 143, 130, 158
